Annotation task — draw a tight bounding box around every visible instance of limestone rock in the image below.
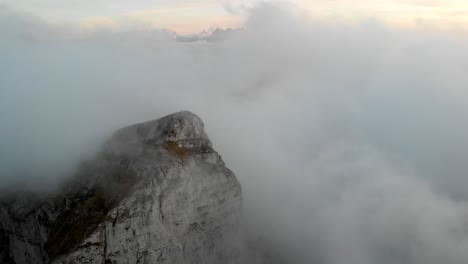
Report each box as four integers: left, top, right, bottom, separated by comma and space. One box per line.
0, 111, 242, 264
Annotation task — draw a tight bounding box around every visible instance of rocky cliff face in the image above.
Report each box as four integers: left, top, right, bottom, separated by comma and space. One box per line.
0, 111, 243, 264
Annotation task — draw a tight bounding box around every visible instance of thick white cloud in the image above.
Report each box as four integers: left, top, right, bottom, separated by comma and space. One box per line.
2, 3, 468, 263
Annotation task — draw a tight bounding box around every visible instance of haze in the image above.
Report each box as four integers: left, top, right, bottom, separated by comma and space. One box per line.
2, 0, 468, 33
2, 1, 468, 263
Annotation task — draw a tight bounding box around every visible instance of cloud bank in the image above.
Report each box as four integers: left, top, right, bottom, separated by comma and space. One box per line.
2, 3, 468, 263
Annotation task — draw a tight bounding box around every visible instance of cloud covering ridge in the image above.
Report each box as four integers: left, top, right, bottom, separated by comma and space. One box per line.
2, 3, 468, 263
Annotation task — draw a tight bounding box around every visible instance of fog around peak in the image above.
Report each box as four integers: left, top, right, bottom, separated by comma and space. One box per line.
2, 3, 468, 263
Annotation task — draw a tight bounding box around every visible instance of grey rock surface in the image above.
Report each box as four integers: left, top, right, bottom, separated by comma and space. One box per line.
0, 111, 243, 264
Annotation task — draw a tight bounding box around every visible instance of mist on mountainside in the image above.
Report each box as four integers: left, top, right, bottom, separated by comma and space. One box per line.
2, 3, 468, 263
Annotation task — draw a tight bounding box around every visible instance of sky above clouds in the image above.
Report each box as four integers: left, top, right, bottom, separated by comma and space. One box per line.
1, 0, 468, 33
0, 0, 245, 33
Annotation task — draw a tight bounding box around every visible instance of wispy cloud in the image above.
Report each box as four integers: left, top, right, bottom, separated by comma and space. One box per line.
294, 0, 468, 33
1, 0, 243, 33
3, 0, 468, 34
124, 2, 244, 34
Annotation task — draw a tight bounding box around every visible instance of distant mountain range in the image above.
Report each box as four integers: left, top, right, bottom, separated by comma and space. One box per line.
172, 28, 239, 43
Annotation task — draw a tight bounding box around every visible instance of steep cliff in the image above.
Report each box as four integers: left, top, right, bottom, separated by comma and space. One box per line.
0, 111, 243, 264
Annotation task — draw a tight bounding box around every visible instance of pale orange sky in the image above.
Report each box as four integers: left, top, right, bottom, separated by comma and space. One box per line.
3, 0, 468, 34
295, 0, 468, 33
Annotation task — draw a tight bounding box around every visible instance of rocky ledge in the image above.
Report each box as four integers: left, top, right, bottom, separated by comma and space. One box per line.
0, 111, 243, 264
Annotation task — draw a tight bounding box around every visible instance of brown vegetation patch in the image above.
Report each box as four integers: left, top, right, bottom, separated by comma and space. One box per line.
44, 190, 112, 258
163, 141, 190, 158
45, 162, 137, 260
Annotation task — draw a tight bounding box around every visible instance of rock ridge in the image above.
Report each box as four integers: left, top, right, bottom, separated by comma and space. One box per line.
0, 111, 243, 264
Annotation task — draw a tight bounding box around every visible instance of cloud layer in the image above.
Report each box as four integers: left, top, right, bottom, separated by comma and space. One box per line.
2, 3, 468, 263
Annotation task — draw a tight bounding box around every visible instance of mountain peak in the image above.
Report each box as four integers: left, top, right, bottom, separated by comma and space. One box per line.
175, 28, 236, 43
0, 112, 242, 264
105, 111, 211, 156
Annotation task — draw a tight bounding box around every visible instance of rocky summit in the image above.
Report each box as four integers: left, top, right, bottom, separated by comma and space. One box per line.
0, 111, 243, 264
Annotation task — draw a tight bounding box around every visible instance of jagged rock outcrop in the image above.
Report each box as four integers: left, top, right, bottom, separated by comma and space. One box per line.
0, 111, 243, 264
